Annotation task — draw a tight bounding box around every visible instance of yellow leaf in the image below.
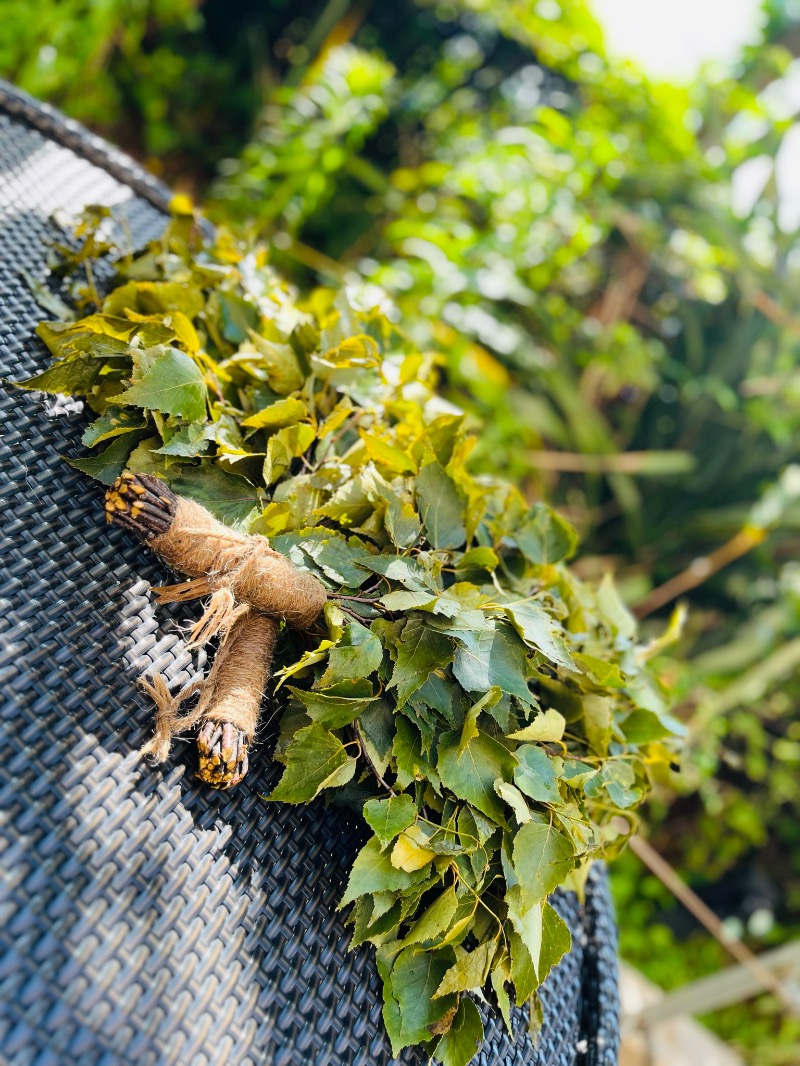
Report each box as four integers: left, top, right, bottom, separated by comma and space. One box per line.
274, 640, 335, 691
360, 431, 418, 474
169, 193, 195, 216
508, 708, 566, 743
171, 310, 200, 353
319, 397, 354, 437
391, 829, 436, 872
321, 334, 381, 368
243, 397, 308, 431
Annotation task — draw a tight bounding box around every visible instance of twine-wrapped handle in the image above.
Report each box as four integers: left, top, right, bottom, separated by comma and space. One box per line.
106, 471, 327, 788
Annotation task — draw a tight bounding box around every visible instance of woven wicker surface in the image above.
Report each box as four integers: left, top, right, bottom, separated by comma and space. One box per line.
0, 82, 619, 1066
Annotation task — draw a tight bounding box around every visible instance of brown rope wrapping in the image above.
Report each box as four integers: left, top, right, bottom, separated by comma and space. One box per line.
149, 496, 327, 628
198, 610, 279, 733
106, 472, 329, 788
140, 607, 277, 756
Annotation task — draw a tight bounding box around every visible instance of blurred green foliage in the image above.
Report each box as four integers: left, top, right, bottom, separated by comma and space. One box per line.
6, 0, 800, 1059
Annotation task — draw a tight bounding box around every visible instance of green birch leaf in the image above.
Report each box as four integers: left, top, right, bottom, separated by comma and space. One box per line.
435, 895, 478, 948
363, 794, 417, 846
428, 584, 487, 621
433, 998, 484, 1066
438, 731, 515, 823
384, 491, 422, 549
389, 616, 454, 708
371, 892, 400, 922
509, 929, 538, 1005
216, 291, 259, 343
457, 546, 499, 572
316, 476, 374, 525
266, 723, 356, 803
416, 670, 461, 728
584, 761, 642, 809
380, 589, 437, 612
287, 684, 376, 729
110, 347, 207, 420
458, 687, 502, 756
539, 902, 572, 983
363, 554, 438, 593
490, 955, 513, 1033
622, 708, 684, 743
426, 413, 465, 465
339, 836, 429, 908
453, 624, 535, 706
322, 333, 381, 369
498, 600, 576, 671
513, 745, 563, 805
392, 947, 458, 1047
583, 695, 613, 756
37, 318, 133, 358
512, 821, 575, 911
596, 572, 637, 638
22, 269, 74, 319
15, 354, 102, 395
433, 939, 495, 997
271, 529, 374, 587
274, 639, 335, 690
82, 406, 148, 447
154, 421, 211, 457
318, 396, 353, 437
377, 945, 404, 1057
529, 992, 544, 1043
365, 900, 405, 940
348, 896, 379, 950
320, 620, 383, 684
66, 429, 147, 484
394, 716, 441, 791
416, 461, 466, 550
242, 333, 305, 395
572, 653, 625, 688
361, 432, 418, 474
106, 279, 204, 318
401, 885, 459, 947
124, 436, 167, 478
506, 892, 543, 977
171, 465, 260, 528
457, 807, 490, 852
515, 503, 578, 565
357, 699, 395, 777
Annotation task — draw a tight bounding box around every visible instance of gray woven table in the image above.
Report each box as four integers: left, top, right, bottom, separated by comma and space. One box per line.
0, 81, 619, 1066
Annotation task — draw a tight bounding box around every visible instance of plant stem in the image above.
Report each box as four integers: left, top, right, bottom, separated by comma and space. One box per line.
633, 525, 767, 619
629, 834, 796, 1014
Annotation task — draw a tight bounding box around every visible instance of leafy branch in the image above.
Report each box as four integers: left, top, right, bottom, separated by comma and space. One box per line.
15, 207, 682, 1066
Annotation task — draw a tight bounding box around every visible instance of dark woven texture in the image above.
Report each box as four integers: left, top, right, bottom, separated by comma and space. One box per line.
0, 82, 619, 1066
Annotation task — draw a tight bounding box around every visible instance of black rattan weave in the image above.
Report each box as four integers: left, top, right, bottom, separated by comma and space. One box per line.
0, 81, 619, 1066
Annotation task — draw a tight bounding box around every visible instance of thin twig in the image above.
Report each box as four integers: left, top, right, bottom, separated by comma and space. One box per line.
749, 287, 800, 337
528, 450, 695, 476
628, 834, 797, 1014
333, 592, 384, 604
633, 525, 767, 619
337, 604, 369, 625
